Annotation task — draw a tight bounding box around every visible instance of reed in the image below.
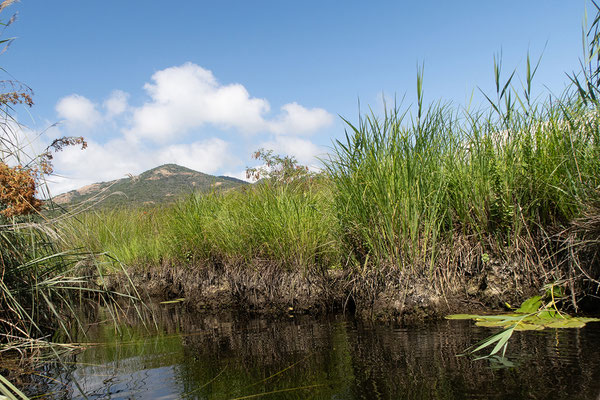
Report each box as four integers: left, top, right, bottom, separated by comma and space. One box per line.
0, 0, 142, 358
56, 3, 600, 313
62, 176, 341, 273
325, 70, 600, 274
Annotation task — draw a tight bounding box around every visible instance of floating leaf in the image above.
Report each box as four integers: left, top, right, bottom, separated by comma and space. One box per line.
448, 293, 600, 360
475, 320, 510, 328
544, 319, 586, 329
445, 314, 482, 320
513, 322, 545, 331
516, 296, 542, 314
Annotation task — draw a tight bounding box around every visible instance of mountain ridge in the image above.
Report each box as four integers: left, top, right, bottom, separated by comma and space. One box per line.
52, 164, 247, 208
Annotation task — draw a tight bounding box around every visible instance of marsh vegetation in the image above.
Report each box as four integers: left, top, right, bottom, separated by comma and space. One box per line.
3, 1, 600, 398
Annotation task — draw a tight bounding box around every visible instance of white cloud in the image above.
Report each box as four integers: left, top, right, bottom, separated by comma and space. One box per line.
157, 138, 237, 174
47, 63, 333, 194
55, 94, 102, 130
125, 63, 270, 143
269, 102, 333, 135
260, 135, 324, 167
125, 63, 333, 143
222, 169, 252, 182
47, 138, 143, 194
103, 90, 129, 118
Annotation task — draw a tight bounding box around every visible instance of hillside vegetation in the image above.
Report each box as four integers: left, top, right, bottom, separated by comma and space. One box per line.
53, 163, 247, 209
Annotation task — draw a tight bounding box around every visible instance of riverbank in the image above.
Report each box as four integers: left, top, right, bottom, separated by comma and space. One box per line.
102, 238, 579, 324
62, 86, 600, 322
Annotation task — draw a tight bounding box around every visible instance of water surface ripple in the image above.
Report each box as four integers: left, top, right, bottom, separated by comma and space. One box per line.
33, 308, 600, 399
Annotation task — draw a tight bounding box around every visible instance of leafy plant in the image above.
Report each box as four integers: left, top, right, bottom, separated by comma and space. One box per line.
447, 286, 600, 360
246, 148, 314, 184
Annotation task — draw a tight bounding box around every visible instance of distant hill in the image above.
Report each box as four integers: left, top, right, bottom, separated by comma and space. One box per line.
51, 164, 248, 209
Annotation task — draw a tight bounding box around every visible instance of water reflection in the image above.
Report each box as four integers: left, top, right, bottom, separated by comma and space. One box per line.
32, 307, 600, 399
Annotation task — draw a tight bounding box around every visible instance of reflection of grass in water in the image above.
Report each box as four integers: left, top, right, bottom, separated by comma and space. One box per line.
175, 321, 356, 399
33, 311, 600, 400
60, 315, 356, 399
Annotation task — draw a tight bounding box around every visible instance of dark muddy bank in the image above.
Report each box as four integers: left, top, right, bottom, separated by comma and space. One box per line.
104, 255, 568, 323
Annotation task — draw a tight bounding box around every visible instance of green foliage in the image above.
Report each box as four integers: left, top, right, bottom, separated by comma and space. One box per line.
515, 295, 542, 313
62, 177, 341, 272
324, 73, 600, 272
447, 290, 600, 359
246, 148, 315, 184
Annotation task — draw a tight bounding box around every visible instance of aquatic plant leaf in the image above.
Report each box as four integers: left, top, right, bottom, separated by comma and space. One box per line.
536, 310, 566, 320
475, 320, 511, 328
513, 322, 545, 331
472, 326, 515, 356
447, 314, 522, 323
573, 317, 600, 323
544, 319, 586, 328
445, 314, 483, 320
516, 296, 542, 314
490, 328, 513, 357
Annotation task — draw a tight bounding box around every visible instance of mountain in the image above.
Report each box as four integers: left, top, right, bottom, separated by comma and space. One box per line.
51, 164, 248, 208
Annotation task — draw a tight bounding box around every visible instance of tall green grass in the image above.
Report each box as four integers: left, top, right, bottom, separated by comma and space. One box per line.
64, 89, 600, 282
59, 6, 600, 296
62, 206, 171, 266
0, 0, 143, 359
325, 73, 600, 272
62, 179, 341, 273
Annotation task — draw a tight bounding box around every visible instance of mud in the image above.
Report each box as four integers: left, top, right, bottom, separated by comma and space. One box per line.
102, 256, 544, 323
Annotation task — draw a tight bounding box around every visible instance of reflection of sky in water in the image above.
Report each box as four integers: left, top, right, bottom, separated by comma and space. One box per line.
37, 311, 600, 400
64, 358, 182, 399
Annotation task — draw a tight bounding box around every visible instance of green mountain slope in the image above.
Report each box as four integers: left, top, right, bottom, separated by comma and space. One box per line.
52, 164, 247, 208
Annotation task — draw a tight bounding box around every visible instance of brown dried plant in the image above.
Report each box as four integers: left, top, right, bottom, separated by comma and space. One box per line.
0, 162, 41, 217
0, 135, 88, 217
0, 85, 87, 217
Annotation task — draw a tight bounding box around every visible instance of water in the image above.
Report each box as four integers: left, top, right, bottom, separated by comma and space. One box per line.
30, 306, 600, 399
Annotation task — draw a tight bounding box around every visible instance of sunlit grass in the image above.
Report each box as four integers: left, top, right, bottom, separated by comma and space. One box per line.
62, 179, 341, 272
325, 77, 600, 272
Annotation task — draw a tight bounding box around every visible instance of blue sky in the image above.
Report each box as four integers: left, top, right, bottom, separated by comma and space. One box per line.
1, 0, 589, 193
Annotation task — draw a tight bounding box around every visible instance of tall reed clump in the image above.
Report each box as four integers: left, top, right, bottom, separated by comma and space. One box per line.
60, 151, 341, 273
0, 0, 140, 352
58, 206, 171, 266
167, 175, 339, 272
325, 63, 600, 279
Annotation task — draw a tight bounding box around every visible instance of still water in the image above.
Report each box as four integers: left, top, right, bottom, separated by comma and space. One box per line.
32, 306, 600, 399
